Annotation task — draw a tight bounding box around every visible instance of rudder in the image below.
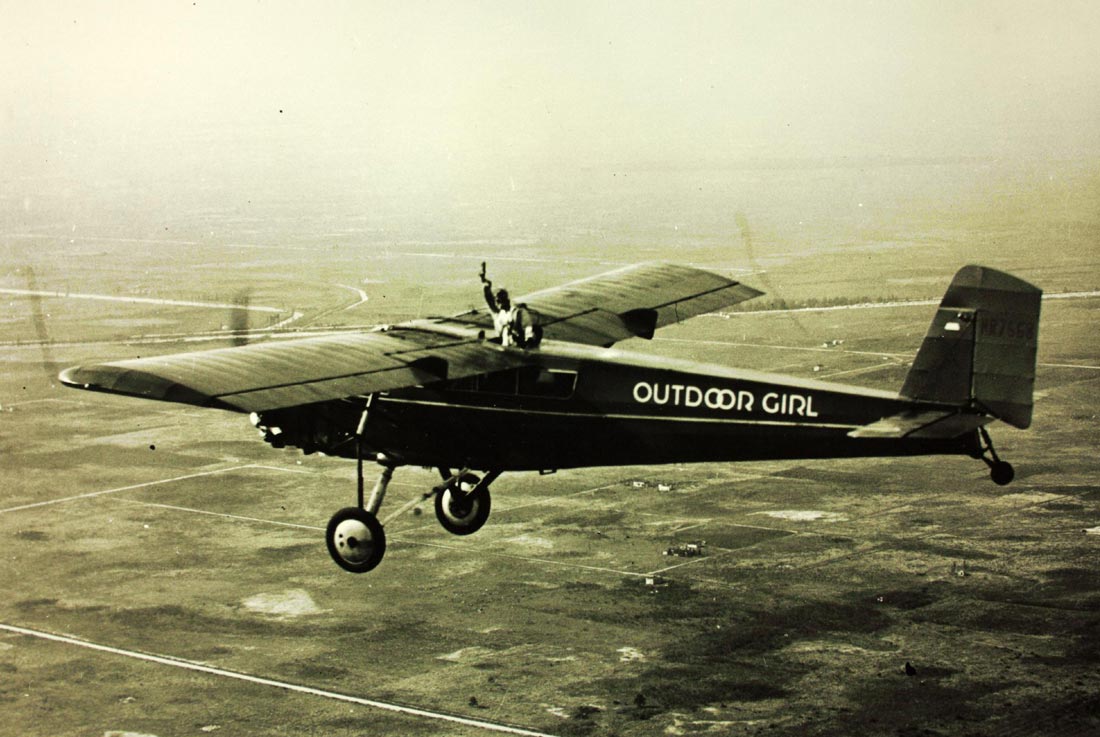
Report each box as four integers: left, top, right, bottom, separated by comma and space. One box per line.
900, 265, 1041, 428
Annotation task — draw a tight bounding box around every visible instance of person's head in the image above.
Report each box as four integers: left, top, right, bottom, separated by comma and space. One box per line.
496, 288, 510, 308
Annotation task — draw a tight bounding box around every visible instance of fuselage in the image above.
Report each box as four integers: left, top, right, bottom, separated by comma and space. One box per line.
330, 338, 975, 471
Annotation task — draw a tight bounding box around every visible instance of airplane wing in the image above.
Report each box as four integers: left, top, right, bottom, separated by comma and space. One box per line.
59, 329, 527, 413
448, 261, 763, 347
60, 262, 760, 411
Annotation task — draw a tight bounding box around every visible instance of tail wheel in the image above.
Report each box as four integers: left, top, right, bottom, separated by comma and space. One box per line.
435, 473, 491, 535
978, 427, 1016, 487
990, 461, 1015, 486
326, 507, 386, 573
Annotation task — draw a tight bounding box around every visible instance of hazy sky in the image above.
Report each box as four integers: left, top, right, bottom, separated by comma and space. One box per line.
3, 1, 1099, 209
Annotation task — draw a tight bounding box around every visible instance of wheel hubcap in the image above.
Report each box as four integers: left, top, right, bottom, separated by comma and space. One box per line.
333, 518, 374, 563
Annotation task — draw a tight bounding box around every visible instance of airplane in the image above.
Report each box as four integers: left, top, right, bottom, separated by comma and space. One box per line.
59, 262, 1041, 574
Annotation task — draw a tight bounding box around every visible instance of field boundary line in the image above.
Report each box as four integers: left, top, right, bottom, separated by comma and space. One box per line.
0, 623, 558, 737
0, 465, 253, 514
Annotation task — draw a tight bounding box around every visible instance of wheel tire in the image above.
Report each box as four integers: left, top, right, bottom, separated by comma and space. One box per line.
435, 473, 491, 536
326, 507, 386, 573
990, 461, 1015, 486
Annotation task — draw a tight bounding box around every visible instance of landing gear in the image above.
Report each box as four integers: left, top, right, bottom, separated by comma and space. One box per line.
323, 399, 502, 572
434, 470, 497, 536
325, 400, 392, 573
977, 426, 1015, 486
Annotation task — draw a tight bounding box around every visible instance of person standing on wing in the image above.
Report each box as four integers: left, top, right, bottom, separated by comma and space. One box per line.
480, 262, 519, 346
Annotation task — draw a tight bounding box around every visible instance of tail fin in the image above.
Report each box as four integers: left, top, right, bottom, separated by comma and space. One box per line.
901, 265, 1041, 428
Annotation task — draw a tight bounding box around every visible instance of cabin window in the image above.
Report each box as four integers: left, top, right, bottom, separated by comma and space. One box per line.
447, 367, 577, 399
517, 367, 577, 399
476, 369, 519, 395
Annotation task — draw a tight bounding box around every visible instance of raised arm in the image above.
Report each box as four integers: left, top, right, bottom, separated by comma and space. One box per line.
480, 262, 497, 310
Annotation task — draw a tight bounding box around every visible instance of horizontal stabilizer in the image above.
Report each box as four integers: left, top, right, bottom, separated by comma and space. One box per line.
849, 410, 992, 439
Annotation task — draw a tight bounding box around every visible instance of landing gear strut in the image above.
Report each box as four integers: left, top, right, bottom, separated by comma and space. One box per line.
977, 426, 1015, 486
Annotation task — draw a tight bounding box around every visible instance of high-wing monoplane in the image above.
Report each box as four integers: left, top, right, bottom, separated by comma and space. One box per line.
60, 262, 1041, 573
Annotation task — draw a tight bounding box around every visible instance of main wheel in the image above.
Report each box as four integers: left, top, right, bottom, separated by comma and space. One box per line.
435, 473, 491, 536
326, 507, 386, 573
990, 461, 1015, 486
